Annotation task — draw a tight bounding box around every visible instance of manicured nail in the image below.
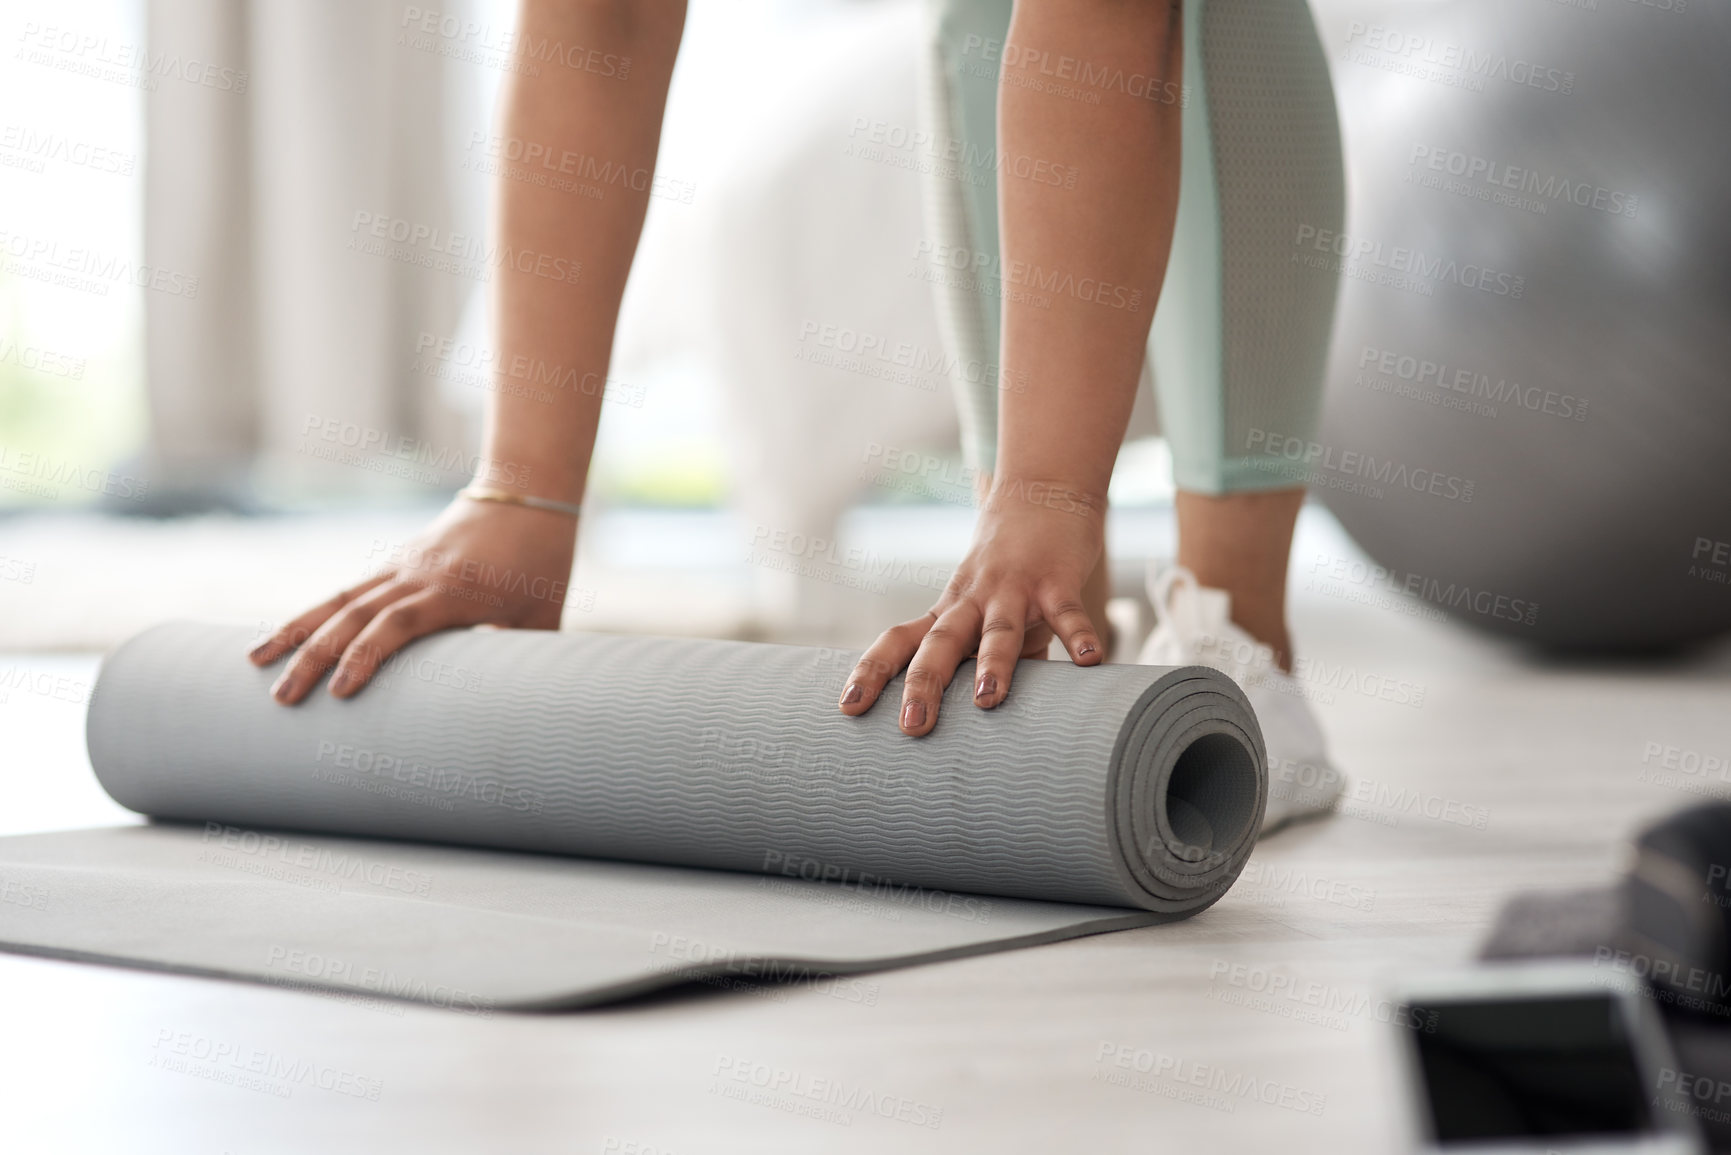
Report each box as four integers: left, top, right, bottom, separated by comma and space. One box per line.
329, 668, 356, 696
247, 641, 273, 662
901, 700, 926, 731
270, 675, 296, 703
1078, 641, 1098, 658
840, 683, 862, 706
975, 675, 997, 702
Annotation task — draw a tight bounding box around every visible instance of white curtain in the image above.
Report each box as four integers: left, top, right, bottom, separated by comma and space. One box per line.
142, 0, 480, 510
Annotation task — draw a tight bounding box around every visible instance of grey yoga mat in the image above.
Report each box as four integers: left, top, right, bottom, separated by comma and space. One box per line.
0, 622, 1266, 1010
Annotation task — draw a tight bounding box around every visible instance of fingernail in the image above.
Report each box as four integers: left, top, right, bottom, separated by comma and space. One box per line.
270, 675, 295, 703
840, 683, 862, 706
975, 675, 997, 702
901, 700, 927, 731
1078, 641, 1098, 658
247, 642, 271, 661
329, 669, 356, 696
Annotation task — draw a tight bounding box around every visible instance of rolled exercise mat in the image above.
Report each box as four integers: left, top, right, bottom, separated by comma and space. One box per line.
0, 622, 1265, 1010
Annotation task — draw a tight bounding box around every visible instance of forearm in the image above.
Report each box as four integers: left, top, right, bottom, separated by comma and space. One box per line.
481, 0, 686, 504
991, 0, 1182, 509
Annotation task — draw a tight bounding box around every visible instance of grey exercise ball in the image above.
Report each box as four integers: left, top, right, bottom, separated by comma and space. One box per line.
1311, 0, 1731, 651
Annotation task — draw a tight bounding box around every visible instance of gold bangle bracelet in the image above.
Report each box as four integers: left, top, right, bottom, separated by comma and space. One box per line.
457, 486, 583, 519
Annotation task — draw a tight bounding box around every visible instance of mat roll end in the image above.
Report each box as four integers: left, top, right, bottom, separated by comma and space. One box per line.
1108, 666, 1266, 915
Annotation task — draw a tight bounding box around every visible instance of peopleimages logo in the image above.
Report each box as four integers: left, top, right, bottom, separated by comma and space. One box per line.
1245, 429, 1476, 504
312, 742, 545, 814
1342, 22, 1576, 96
199, 823, 436, 896
861, 443, 984, 494
1292, 224, 1525, 299
0, 229, 200, 298
957, 34, 1189, 107
710, 1056, 944, 1130
912, 240, 1144, 312
760, 850, 994, 925
347, 212, 581, 285
1236, 860, 1376, 912
0, 878, 50, 912
745, 525, 953, 595
846, 117, 1079, 190
1356, 344, 1588, 424
1408, 144, 1638, 219
299, 414, 530, 488
398, 7, 632, 79
1594, 945, 1731, 1013
15, 21, 249, 92
0, 554, 38, 584
1093, 1043, 1328, 1116
464, 130, 648, 189
0, 337, 86, 380
1207, 960, 1440, 1033
647, 934, 882, 1006
1640, 741, 1731, 784
264, 947, 495, 1016
1307, 551, 1541, 628
0, 448, 150, 502
0, 124, 135, 176
0, 665, 90, 705
149, 1028, 384, 1099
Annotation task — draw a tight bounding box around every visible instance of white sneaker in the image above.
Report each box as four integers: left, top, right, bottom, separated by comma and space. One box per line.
1138, 565, 1345, 835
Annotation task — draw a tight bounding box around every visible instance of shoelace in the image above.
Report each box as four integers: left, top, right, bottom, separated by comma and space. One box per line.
1146, 564, 1277, 684
1146, 564, 1205, 650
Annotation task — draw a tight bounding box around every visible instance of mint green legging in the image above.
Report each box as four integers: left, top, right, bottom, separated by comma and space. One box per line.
920, 0, 1344, 494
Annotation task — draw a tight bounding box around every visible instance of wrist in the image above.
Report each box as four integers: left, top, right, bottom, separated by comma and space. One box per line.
458, 484, 584, 520
475, 443, 587, 506
984, 475, 1108, 523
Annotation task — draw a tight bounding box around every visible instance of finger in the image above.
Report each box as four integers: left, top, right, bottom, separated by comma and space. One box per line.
270, 581, 416, 704
1020, 623, 1054, 660
971, 594, 1029, 709
330, 588, 462, 698
901, 602, 983, 736
840, 612, 936, 715
249, 573, 393, 666
1040, 585, 1104, 666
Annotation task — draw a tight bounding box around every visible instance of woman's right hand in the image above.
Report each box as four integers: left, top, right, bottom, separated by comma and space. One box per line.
248, 497, 578, 704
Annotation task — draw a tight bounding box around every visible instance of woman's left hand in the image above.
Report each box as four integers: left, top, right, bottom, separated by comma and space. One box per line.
838, 479, 1107, 736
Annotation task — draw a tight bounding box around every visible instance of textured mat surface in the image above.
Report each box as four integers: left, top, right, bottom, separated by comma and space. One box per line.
0, 622, 1267, 1009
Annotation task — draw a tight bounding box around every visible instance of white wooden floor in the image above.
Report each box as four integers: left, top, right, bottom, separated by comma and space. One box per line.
4, 531, 1729, 1153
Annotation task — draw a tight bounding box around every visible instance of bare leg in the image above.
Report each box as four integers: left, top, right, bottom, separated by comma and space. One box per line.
1175, 487, 1303, 671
